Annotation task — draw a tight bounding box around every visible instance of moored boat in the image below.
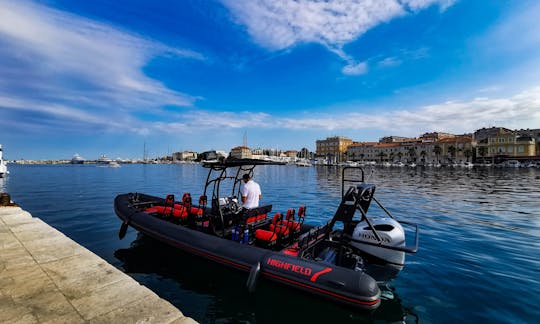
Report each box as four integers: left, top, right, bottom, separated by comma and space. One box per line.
0, 144, 8, 178
113, 159, 418, 311
97, 154, 112, 165
71, 153, 85, 164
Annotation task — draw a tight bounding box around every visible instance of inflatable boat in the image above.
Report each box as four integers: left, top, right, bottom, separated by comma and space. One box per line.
114, 159, 418, 311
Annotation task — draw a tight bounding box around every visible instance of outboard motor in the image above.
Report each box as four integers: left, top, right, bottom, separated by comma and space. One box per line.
350, 217, 406, 269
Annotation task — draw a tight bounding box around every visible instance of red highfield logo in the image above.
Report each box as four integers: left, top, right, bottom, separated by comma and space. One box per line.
267, 258, 312, 276
266, 258, 334, 282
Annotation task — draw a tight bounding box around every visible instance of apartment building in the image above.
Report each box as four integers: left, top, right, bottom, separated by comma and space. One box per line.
436, 136, 475, 163
230, 146, 252, 159
316, 136, 353, 163
476, 129, 537, 162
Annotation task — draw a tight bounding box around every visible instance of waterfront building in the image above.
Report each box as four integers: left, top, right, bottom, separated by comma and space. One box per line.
476, 129, 537, 163
437, 136, 475, 164
230, 146, 252, 159
172, 151, 197, 161
473, 127, 512, 142
379, 136, 415, 144
346, 142, 377, 161
419, 132, 456, 143
316, 136, 353, 163
284, 150, 298, 158
515, 128, 540, 156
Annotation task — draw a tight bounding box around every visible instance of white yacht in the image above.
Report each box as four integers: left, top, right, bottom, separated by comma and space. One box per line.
0, 144, 8, 178
97, 154, 113, 165
295, 159, 313, 167
71, 153, 85, 164
503, 160, 521, 168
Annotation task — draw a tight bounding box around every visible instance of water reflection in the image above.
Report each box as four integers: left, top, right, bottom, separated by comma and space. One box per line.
115, 234, 416, 323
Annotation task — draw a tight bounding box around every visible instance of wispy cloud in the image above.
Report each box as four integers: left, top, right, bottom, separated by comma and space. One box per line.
222, 0, 455, 74
144, 86, 540, 136
0, 0, 203, 130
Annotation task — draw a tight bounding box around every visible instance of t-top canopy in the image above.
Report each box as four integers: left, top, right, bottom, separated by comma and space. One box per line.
202, 158, 284, 169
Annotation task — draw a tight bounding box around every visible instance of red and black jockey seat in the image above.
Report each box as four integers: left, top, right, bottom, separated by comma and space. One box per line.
144, 193, 203, 219
277, 206, 306, 233
255, 212, 289, 242
243, 205, 272, 226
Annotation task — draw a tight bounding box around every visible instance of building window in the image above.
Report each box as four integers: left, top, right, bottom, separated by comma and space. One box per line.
499, 138, 505, 143
498, 146, 505, 153
518, 145, 524, 153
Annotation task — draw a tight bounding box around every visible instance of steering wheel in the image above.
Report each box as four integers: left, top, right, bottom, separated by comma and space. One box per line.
228, 199, 242, 214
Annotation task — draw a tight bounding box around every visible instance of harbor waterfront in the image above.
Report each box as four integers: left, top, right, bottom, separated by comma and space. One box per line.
0, 202, 196, 323
2, 163, 539, 323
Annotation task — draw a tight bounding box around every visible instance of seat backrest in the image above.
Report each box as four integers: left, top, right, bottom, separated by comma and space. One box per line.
165, 194, 175, 205
198, 195, 207, 207
285, 208, 295, 222
272, 212, 283, 225
298, 205, 306, 218
182, 193, 192, 206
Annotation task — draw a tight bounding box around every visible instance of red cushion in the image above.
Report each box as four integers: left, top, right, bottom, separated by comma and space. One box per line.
282, 221, 300, 231
269, 224, 289, 235
145, 206, 188, 218
282, 247, 299, 256
255, 229, 277, 241
189, 207, 203, 216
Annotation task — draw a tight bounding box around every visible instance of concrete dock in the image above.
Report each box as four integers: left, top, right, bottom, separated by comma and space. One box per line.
0, 204, 197, 323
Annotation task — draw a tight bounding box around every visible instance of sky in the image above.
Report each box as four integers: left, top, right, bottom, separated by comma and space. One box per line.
1, 0, 540, 160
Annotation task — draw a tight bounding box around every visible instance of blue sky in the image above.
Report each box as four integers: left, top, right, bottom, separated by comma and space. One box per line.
1, 0, 540, 160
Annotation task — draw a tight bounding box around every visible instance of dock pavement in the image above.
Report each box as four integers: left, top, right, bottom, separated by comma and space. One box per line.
0, 198, 197, 323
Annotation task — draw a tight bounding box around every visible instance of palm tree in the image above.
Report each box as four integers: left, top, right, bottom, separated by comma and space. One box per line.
378, 151, 386, 162
478, 146, 488, 162
389, 152, 395, 162
420, 150, 427, 164
434, 145, 442, 163
360, 153, 365, 161
448, 146, 456, 162
408, 147, 417, 162
464, 148, 472, 162
397, 151, 403, 161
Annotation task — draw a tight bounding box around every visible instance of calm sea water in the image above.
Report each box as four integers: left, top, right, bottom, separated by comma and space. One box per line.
3, 164, 540, 323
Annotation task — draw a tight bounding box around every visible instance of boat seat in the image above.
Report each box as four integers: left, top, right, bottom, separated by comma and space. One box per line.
255, 212, 286, 242
280, 206, 305, 233
243, 205, 272, 226
144, 193, 203, 219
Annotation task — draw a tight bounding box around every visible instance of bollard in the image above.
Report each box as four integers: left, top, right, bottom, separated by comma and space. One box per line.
0, 193, 15, 206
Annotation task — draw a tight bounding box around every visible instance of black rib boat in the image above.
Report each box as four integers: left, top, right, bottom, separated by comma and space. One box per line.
114, 159, 418, 311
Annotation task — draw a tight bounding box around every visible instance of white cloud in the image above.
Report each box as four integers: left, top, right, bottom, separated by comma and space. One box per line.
342, 61, 368, 75
0, 0, 203, 117
377, 56, 402, 68
222, 0, 455, 73
142, 86, 540, 136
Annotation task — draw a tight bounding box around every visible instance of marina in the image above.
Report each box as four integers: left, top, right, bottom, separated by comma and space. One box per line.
2, 163, 539, 322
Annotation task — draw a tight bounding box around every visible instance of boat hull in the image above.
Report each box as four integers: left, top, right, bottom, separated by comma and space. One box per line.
114, 193, 381, 311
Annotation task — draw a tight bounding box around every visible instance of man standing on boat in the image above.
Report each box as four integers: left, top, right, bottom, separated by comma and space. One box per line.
240, 174, 261, 208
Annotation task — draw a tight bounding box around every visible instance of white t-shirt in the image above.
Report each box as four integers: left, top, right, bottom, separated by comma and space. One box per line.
240, 180, 261, 208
